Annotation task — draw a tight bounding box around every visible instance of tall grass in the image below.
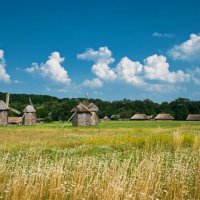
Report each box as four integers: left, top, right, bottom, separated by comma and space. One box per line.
0, 121, 199, 199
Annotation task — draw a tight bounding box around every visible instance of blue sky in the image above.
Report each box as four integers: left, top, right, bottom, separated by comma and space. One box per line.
0, 0, 200, 102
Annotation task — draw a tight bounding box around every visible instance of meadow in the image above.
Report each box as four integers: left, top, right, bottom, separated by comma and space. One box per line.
0, 121, 200, 200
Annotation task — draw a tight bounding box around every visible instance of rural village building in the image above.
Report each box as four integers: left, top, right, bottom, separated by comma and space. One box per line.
0, 100, 9, 126
154, 114, 174, 120
8, 117, 23, 125
71, 102, 99, 126
186, 114, 200, 121
130, 114, 149, 120
23, 105, 37, 125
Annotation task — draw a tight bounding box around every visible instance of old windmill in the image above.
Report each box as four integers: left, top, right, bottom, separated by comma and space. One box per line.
22, 97, 44, 125
62, 96, 99, 128
0, 93, 21, 126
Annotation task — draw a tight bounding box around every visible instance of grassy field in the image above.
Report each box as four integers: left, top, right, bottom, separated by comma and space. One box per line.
0, 121, 200, 200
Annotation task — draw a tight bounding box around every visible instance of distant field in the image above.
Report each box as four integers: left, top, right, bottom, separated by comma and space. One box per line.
0, 121, 200, 200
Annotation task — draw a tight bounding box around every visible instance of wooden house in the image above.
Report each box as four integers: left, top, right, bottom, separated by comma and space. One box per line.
71, 102, 99, 126
8, 117, 22, 125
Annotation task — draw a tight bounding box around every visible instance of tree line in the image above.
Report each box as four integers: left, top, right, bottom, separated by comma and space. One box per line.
0, 92, 200, 121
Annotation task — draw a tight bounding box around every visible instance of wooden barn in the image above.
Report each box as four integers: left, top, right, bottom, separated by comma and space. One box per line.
8, 117, 23, 125
130, 114, 149, 120
154, 114, 174, 120
71, 102, 99, 126
23, 105, 37, 125
186, 114, 200, 121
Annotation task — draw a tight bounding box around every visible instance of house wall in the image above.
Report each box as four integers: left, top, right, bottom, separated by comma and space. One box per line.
91, 112, 99, 125
23, 113, 36, 125
72, 113, 92, 126
72, 112, 100, 126
0, 111, 8, 126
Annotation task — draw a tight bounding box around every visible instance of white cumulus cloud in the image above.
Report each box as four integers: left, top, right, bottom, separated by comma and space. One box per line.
77, 47, 116, 81
144, 54, 190, 83
78, 46, 192, 92
25, 62, 40, 73
0, 49, 11, 83
82, 78, 103, 88
92, 63, 116, 81
116, 57, 145, 86
168, 33, 200, 61
26, 52, 71, 84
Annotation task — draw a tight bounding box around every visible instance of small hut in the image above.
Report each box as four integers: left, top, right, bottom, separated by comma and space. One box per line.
71, 102, 99, 126
110, 115, 120, 120
154, 114, 174, 120
102, 115, 110, 121
130, 114, 149, 120
8, 117, 22, 125
23, 105, 37, 125
186, 114, 200, 121
0, 100, 9, 126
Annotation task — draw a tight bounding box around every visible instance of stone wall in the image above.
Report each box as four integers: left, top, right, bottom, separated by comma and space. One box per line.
0, 111, 8, 126
23, 113, 36, 125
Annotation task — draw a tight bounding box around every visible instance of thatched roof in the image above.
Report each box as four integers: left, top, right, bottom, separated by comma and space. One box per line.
103, 115, 110, 120
71, 102, 98, 113
0, 100, 9, 111
8, 117, 22, 124
187, 114, 200, 121
23, 105, 36, 113
88, 103, 99, 112
154, 114, 174, 120
130, 114, 149, 120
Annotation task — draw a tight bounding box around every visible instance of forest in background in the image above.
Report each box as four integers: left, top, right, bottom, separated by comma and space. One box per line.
0, 92, 200, 121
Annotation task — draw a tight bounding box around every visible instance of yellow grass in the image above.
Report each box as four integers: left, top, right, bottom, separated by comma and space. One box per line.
0, 121, 200, 199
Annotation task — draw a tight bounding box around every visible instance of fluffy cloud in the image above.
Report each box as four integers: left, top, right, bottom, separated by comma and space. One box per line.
77, 47, 116, 81
26, 52, 71, 84
116, 57, 145, 86
77, 46, 115, 64
0, 49, 11, 83
78, 46, 193, 92
82, 78, 103, 88
168, 33, 200, 61
153, 32, 174, 38
144, 54, 190, 83
25, 62, 40, 73
92, 63, 116, 81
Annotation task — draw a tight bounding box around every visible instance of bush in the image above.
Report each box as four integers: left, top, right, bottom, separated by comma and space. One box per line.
44, 116, 53, 123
